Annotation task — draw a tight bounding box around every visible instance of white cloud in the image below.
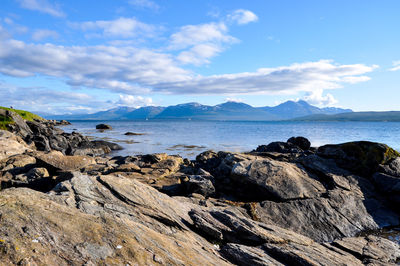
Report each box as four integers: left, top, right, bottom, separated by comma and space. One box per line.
228, 9, 258, 25
389, 61, 400, 71
17, 0, 65, 17
128, 0, 159, 10
225, 97, 244, 103
72, 17, 156, 39
169, 22, 237, 65
0, 81, 100, 114
0, 35, 376, 107
177, 43, 222, 65
117, 94, 153, 107
169, 22, 235, 50
152, 60, 377, 95
0, 38, 190, 93
303, 89, 338, 107
32, 29, 59, 41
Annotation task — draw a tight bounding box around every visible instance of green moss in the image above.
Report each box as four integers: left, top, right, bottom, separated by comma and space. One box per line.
0, 107, 44, 130
336, 141, 400, 175
0, 114, 13, 130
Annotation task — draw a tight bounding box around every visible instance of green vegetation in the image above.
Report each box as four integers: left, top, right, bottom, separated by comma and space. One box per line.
0, 106, 44, 130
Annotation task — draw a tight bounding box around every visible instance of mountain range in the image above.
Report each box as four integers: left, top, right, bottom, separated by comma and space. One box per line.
44, 100, 353, 121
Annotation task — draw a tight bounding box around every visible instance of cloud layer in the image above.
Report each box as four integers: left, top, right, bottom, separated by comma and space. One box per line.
0, 7, 379, 110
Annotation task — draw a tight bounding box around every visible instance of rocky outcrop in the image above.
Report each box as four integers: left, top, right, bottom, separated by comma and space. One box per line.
3, 110, 121, 156
0, 130, 399, 265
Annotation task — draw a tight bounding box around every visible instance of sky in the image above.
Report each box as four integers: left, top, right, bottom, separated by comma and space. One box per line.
0, 0, 399, 114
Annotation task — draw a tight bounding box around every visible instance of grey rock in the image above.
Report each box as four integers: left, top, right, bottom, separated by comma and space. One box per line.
231, 158, 325, 201
182, 175, 215, 197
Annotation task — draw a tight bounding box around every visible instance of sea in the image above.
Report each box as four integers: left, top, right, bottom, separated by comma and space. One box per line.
62, 120, 400, 159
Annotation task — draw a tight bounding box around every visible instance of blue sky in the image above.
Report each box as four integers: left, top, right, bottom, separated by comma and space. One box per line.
0, 0, 399, 114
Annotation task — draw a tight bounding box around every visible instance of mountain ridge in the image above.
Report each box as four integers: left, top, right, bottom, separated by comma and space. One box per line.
44, 100, 352, 121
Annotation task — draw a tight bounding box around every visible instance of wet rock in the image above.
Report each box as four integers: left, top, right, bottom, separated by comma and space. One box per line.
95, 124, 112, 130
287, 136, 311, 151
124, 132, 145, 136
91, 140, 123, 151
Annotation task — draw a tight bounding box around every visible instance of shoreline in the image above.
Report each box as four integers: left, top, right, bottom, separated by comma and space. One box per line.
0, 115, 400, 264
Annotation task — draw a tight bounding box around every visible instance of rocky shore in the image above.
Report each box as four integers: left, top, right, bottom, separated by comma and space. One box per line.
0, 111, 400, 265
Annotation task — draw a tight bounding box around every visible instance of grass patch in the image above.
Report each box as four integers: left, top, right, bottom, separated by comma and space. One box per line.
0, 106, 44, 130
0, 106, 43, 122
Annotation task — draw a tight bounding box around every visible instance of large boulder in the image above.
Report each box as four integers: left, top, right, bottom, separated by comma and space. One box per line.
317, 141, 400, 176
287, 136, 311, 151
0, 130, 32, 160
231, 158, 326, 201
255, 189, 400, 243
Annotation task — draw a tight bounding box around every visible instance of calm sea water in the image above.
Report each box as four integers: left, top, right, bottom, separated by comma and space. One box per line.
61, 120, 400, 159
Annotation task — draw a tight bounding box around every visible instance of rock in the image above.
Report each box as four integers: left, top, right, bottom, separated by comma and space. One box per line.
255, 141, 303, 153
26, 167, 50, 179
0, 109, 33, 138
182, 175, 216, 197
0, 130, 32, 160
96, 124, 112, 130
57, 120, 71, 125
0, 179, 229, 265
255, 189, 400, 243
331, 235, 400, 264
221, 243, 285, 266
35, 151, 96, 172
317, 141, 400, 176
124, 132, 145, 136
91, 140, 123, 151
231, 158, 326, 201
287, 136, 311, 150
378, 157, 400, 177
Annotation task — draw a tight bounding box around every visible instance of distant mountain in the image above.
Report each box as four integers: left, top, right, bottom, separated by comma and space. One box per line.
292, 111, 400, 122
122, 106, 165, 119
259, 100, 352, 120
44, 100, 352, 121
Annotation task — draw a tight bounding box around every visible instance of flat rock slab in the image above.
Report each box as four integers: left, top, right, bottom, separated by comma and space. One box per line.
35, 151, 96, 171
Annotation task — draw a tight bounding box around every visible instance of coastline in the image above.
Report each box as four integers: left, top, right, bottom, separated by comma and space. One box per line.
0, 113, 400, 264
